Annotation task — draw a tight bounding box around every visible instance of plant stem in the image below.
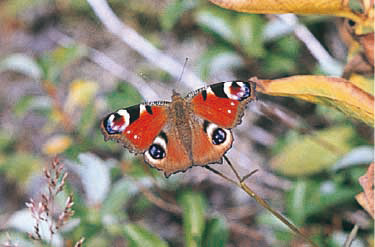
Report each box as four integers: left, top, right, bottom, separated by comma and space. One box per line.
206, 156, 319, 247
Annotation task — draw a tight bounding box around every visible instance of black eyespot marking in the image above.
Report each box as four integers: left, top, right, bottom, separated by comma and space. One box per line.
231, 81, 251, 101
212, 128, 226, 145
159, 131, 168, 144
104, 113, 123, 134
145, 105, 153, 115
202, 90, 207, 101
127, 105, 140, 124
211, 84, 228, 98
149, 144, 166, 159
203, 120, 209, 133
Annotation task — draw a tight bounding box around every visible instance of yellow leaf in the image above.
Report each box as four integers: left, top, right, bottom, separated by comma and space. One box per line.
209, 0, 361, 21
349, 73, 374, 94
271, 126, 354, 176
253, 75, 374, 125
42, 135, 72, 155
64, 79, 98, 114
353, 0, 374, 35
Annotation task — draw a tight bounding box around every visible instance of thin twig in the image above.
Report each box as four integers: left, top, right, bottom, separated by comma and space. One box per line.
209, 155, 319, 247
223, 156, 241, 182
241, 169, 259, 182
204, 166, 239, 186
344, 224, 359, 247
86, 0, 203, 89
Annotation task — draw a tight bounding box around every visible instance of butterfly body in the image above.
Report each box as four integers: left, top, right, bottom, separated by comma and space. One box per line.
101, 81, 256, 176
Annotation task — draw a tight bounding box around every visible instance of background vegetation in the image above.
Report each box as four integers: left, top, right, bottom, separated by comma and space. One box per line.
0, 0, 373, 246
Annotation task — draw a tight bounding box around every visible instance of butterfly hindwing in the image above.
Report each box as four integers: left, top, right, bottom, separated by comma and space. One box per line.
191, 120, 233, 166
100, 102, 170, 153
143, 129, 192, 176
188, 81, 256, 128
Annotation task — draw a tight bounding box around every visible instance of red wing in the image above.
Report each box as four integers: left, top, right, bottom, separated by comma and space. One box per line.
100, 102, 169, 153
191, 124, 233, 166
188, 81, 255, 128
144, 132, 192, 177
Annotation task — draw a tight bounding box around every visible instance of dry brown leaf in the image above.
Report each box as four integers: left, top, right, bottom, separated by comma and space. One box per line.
355, 163, 374, 218
209, 0, 361, 21
341, 18, 374, 77
252, 75, 374, 125
358, 33, 374, 66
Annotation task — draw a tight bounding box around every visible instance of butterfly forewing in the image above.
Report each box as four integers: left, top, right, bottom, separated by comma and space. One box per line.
100, 102, 170, 153
188, 81, 256, 128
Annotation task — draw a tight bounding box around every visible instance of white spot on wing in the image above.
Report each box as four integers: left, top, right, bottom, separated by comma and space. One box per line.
140, 104, 147, 114
153, 136, 167, 150
114, 109, 130, 131
117, 109, 127, 116
206, 87, 214, 95
108, 114, 115, 123
224, 81, 249, 101
223, 81, 232, 99
237, 81, 244, 87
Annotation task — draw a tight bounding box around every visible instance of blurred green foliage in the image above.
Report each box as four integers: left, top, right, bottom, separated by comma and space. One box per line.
0, 0, 373, 246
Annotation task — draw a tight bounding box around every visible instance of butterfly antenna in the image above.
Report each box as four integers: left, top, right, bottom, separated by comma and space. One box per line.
178, 57, 189, 84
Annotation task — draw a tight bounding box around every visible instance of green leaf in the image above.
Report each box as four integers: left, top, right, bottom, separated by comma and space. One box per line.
262, 53, 297, 75
69, 153, 114, 206
106, 82, 143, 110
286, 179, 359, 219
0, 153, 42, 187
160, 0, 196, 30
202, 217, 229, 247
234, 14, 265, 58
12, 95, 33, 117
271, 126, 355, 176
287, 179, 308, 225
123, 223, 169, 247
261, 36, 300, 75
178, 191, 207, 247
101, 178, 136, 217
0, 53, 42, 80
0, 130, 14, 151
39, 44, 87, 81
78, 100, 96, 137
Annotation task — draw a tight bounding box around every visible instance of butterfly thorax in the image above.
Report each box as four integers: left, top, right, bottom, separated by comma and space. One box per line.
169, 93, 194, 160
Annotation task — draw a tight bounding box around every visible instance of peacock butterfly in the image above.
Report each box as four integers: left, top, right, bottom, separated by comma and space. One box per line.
100, 80, 256, 176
